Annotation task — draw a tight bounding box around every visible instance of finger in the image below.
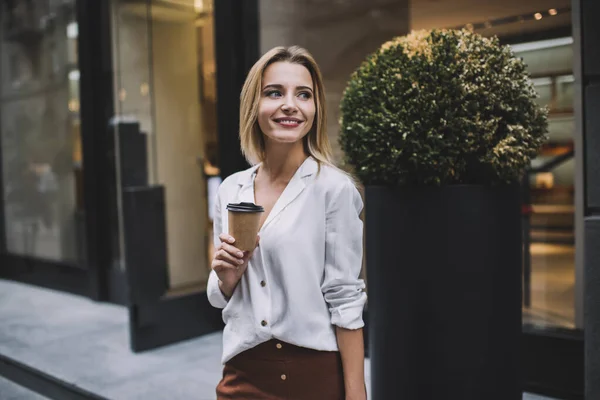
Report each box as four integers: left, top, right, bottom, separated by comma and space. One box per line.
219, 242, 244, 259
219, 233, 236, 244
215, 248, 244, 265
212, 259, 239, 272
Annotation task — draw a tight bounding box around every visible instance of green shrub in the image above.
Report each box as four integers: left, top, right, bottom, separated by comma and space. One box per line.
339, 29, 548, 186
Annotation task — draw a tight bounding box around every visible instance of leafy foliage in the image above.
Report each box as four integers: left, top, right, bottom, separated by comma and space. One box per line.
339, 29, 548, 186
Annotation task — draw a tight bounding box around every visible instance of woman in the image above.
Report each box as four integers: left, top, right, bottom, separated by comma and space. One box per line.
207, 45, 367, 400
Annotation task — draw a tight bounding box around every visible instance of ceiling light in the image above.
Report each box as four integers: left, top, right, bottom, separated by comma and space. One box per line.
549, 9, 558, 16
534, 13, 543, 20
509, 37, 573, 53
66, 22, 78, 39
68, 70, 80, 81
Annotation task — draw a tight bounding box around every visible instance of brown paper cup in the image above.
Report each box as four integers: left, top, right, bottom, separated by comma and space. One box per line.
227, 202, 264, 252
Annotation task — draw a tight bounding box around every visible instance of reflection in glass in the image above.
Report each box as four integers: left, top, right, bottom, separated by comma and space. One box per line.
111, 0, 217, 292
0, 0, 84, 264
517, 39, 576, 329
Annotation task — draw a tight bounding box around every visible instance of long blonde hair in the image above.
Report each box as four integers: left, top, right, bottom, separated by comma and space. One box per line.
239, 46, 333, 166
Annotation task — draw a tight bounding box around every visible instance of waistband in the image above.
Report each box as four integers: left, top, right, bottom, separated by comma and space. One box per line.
230, 339, 340, 363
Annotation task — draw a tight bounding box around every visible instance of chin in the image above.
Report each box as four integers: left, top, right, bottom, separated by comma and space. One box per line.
268, 131, 306, 144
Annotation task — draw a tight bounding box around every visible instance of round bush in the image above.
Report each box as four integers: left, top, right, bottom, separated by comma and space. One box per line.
339, 29, 548, 186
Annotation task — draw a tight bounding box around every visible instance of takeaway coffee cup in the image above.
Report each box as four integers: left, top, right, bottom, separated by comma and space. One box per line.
226, 202, 264, 252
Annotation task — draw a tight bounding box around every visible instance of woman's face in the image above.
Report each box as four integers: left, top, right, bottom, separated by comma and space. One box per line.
257, 61, 316, 146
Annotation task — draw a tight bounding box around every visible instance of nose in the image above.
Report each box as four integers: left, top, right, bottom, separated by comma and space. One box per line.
280, 94, 298, 113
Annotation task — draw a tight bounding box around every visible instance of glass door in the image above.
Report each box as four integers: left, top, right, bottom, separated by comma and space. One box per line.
110, 0, 222, 351
513, 36, 584, 398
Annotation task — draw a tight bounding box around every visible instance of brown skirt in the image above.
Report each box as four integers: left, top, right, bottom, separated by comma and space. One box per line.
216, 339, 345, 400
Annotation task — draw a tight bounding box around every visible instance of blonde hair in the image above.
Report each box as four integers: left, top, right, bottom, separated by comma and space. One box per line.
239, 46, 333, 166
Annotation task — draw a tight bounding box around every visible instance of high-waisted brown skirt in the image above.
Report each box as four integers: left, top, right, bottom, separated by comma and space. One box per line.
216, 339, 345, 400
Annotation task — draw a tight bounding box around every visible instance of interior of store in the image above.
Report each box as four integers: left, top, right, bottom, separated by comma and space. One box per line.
111, 0, 218, 294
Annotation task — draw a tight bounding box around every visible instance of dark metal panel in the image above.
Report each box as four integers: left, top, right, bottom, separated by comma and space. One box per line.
0, 58, 5, 254
584, 83, 600, 208
582, 0, 600, 77
117, 123, 148, 188
129, 294, 223, 353
522, 326, 584, 399
122, 186, 169, 305
214, 0, 260, 180
585, 217, 600, 399
576, 1, 600, 398
76, 0, 116, 301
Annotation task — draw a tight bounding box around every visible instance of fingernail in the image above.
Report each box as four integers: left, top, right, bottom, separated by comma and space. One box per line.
237, 252, 244, 258
238, 259, 244, 264
228, 237, 235, 243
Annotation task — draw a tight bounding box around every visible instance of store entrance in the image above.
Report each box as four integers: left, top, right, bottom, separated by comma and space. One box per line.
110, 0, 224, 350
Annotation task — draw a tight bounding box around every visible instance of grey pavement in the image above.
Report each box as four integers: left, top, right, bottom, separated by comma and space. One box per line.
0, 375, 50, 400
0, 279, 558, 399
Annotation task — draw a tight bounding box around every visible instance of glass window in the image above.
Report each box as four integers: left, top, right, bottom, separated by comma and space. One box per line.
0, 0, 84, 264
111, 0, 217, 293
518, 40, 576, 330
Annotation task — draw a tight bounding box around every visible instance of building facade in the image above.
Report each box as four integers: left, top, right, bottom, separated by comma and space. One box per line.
0, 0, 598, 398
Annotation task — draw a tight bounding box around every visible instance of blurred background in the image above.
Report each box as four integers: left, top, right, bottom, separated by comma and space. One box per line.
0, 0, 589, 398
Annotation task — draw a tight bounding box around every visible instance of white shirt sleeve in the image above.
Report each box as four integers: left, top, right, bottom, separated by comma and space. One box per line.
321, 178, 367, 330
207, 187, 229, 309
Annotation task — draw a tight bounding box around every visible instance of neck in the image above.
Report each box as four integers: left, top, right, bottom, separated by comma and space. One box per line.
260, 141, 308, 183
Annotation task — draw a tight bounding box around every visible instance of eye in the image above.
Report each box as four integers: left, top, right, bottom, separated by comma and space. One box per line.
265, 90, 282, 98
298, 91, 312, 100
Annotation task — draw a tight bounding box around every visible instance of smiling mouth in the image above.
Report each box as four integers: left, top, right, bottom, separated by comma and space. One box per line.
273, 118, 304, 127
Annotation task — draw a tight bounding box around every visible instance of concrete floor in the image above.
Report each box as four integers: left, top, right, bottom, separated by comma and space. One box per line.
0, 375, 49, 400
0, 279, 559, 400
524, 243, 576, 329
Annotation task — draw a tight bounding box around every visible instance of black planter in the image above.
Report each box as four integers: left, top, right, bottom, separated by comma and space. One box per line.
365, 184, 522, 400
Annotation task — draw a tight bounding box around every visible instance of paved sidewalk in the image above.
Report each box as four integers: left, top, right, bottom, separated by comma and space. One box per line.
0, 279, 558, 399
0, 375, 49, 399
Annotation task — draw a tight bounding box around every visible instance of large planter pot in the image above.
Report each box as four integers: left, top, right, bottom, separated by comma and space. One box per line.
365, 184, 522, 400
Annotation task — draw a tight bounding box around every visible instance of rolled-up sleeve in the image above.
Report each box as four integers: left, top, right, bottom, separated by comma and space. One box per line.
321, 178, 367, 330
207, 187, 229, 309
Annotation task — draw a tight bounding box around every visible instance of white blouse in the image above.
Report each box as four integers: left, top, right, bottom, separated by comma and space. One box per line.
207, 156, 367, 364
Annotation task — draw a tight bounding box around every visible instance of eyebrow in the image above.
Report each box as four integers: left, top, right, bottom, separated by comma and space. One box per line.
263, 84, 313, 92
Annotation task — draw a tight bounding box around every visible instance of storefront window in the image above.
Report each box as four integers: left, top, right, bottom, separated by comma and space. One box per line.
406, 2, 577, 330
111, 0, 218, 292
0, 0, 84, 264
515, 38, 577, 329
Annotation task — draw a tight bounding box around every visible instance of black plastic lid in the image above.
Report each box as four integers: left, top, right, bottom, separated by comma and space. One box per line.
226, 202, 264, 213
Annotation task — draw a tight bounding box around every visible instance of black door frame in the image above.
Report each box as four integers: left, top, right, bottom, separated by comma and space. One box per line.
215, 0, 259, 179
523, 325, 584, 399
76, 0, 117, 302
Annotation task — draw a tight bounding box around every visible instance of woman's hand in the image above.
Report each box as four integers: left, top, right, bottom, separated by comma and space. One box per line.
211, 233, 259, 298
345, 386, 367, 400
